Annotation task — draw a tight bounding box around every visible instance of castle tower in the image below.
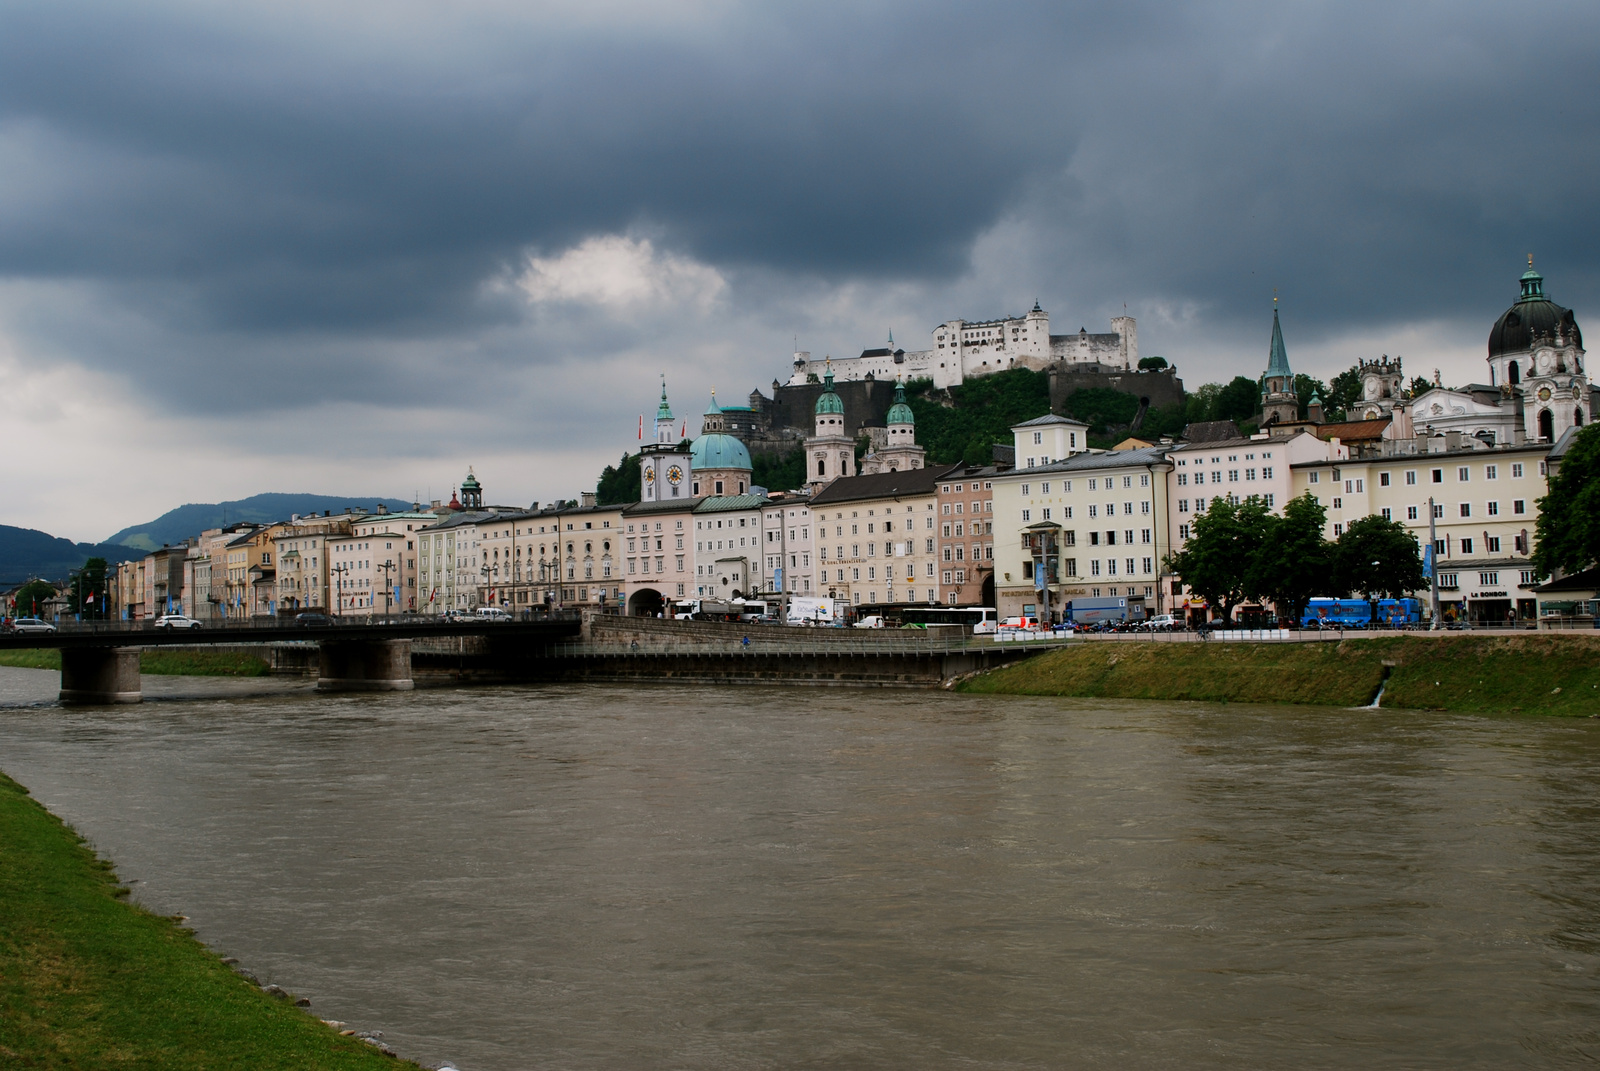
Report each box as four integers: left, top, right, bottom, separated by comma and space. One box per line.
640, 379, 692, 503
1306, 387, 1324, 424
1356, 355, 1405, 420
1487, 260, 1587, 441
860, 378, 926, 474
1260, 305, 1299, 426
459, 468, 483, 510
806, 366, 856, 492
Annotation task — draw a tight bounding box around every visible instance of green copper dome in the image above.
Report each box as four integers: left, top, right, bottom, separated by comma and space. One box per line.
815, 368, 845, 415
656, 380, 673, 421
886, 380, 914, 426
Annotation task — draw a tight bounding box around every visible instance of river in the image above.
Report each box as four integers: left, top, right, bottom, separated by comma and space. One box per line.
1, 665, 1598, 1069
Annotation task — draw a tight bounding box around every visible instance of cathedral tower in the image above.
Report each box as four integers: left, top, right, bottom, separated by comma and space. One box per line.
806, 366, 856, 492
860, 378, 926, 474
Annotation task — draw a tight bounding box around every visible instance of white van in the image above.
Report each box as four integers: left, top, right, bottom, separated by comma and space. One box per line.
475, 606, 512, 621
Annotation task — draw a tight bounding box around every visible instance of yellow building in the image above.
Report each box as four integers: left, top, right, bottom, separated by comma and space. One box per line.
992, 446, 1173, 622
807, 465, 956, 608
1290, 438, 1552, 623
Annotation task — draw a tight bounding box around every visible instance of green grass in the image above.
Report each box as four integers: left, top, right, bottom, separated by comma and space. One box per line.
0, 650, 270, 677
959, 634, 1600, 716
0, 771, 418, 1069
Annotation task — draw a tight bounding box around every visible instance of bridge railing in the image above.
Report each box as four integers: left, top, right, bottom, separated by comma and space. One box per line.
10, 611, 585, 638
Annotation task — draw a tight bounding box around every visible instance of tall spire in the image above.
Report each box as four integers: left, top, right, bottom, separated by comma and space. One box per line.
1265, 307, 1292, 379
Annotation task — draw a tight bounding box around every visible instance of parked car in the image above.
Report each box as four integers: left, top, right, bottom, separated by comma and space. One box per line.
11, 616, 57, 633
1141, 614, 1181, 632
154, 614, 203, 630
475, 606, 512, 621
294, 612, 334, 628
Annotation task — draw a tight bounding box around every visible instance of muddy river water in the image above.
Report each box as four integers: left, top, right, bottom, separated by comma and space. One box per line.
1, 666, 1598, 1069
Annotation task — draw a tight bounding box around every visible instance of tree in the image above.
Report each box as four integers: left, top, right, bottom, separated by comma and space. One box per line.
1293, 373, 1329, 420
67, 557, 110, 617
751, 447, 806, 492
596, 453, 642, 506
1214, 376, 1261, 424
1248, 493, 1331, 624
1533, 422, 1600, 578
1137, 356, 1168, 371
1333, 515, 1427, 620
1326, 364, 1364, 418
13, 579, 57, 618
1163, 495, 1273, 622
1409, 375, 1434, 396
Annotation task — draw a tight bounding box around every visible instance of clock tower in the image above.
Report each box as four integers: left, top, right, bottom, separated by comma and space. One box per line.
641, 378, 692, 503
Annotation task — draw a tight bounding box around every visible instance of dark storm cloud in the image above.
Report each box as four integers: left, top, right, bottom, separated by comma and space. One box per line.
2, 0, 1598, 389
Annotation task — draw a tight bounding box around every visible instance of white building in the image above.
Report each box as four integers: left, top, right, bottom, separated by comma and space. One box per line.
788, 303, 1137, 389
692, 495, 766, 599
759, 495, 816, 598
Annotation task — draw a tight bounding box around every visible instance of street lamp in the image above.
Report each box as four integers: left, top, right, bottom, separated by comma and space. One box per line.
377, 559, 396, 618
330, 562, 350, 617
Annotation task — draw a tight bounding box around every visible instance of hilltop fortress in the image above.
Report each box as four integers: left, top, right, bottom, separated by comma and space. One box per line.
722, 303, 1183, 454
787, 302, 1138, 388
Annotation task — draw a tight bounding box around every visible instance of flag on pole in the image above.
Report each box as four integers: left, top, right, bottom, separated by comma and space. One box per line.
639, 415, 644, 440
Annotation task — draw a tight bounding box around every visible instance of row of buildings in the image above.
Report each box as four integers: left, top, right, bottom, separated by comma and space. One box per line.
103, 264, 1593, 625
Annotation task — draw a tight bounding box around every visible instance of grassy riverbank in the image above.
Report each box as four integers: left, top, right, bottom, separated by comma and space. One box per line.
958, 634, 1600, 715
0, 648, 270, 676
0, 771, 416, 1069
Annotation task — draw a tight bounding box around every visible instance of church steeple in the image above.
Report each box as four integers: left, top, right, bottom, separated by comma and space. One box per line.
1260, 302, 1299, 426
655, 376, 677, 444
459, 467, 483, 510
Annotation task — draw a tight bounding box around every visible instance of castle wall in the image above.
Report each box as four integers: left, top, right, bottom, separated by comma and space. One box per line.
1048, 368, 1185, 413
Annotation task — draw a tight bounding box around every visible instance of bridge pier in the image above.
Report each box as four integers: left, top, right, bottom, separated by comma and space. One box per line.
317, 639, 414, 692
60, 647, 142, 705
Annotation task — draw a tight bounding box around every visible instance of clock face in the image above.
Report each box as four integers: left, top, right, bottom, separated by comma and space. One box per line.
667, 465, 684, 484
1365, 379, 1380, 399
1538, 387, 1553, 402
644, 466, 656, 484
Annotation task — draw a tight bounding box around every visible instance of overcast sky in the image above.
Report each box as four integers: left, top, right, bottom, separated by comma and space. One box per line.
4, 0, 1597, 542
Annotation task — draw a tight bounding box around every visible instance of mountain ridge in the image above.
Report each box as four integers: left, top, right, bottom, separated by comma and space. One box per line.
106, 493, 419, 550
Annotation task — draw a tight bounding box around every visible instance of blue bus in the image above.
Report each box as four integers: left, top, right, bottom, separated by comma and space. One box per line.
1302, 598, 1422, 629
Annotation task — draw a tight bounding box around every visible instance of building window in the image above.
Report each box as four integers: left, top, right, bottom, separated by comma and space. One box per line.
1512, 463, 1524, 478
1381, 507, 1392, 520
1485, 465, 1498, 480
1459, 503, 1471, 517
1407, 506, 1418, 520
1461, 538, 1474, 555
1513, 500, 1525, 514
1487, 536, 1501, 553
1488, 501, 1499, 515
1432, 469, 1443, 483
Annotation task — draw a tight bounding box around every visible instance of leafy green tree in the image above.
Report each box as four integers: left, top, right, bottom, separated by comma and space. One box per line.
1409, 375, 1434, 396
1185, 383, 1223, 423
13, 579, 58, 618
1248, 494, 1331, 624
67, 558, 110, 617
596, 452, 642, 506
1333, 515, 1427, 620
905, 368, 1050, 464
1061, 387, 1139, 435
1293, 373, 1329, 421
1533, 422, 1600, 578
751, 447, 807, 492
1214, 376, 1261, 424
1326, 364, 1364, 418
1163, 495, 1273, 623
1137, 356, 1168, 370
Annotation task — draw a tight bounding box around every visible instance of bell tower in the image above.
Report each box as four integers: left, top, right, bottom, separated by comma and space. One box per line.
806, 364, 856, 492
640, 378, 692, 503
1260, 302, 1299, 426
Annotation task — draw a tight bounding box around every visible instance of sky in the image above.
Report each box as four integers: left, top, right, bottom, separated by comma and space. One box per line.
3, 0, 1598, 543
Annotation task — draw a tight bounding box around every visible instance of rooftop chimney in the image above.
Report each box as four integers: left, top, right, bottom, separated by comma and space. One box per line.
580, 491, 597, 508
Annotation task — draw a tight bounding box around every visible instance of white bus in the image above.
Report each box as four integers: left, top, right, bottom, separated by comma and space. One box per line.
898, 606, 998, 634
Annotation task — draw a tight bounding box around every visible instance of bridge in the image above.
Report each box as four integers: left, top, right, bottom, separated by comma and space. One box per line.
1, 616, 583, 703
3, 613, 1048, 701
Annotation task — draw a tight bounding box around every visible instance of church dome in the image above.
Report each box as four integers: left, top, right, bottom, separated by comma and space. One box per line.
886, 380, 914, 426
691, 433, 752, 472
1489, 267, 1582, 358
815, 368, 845, 415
